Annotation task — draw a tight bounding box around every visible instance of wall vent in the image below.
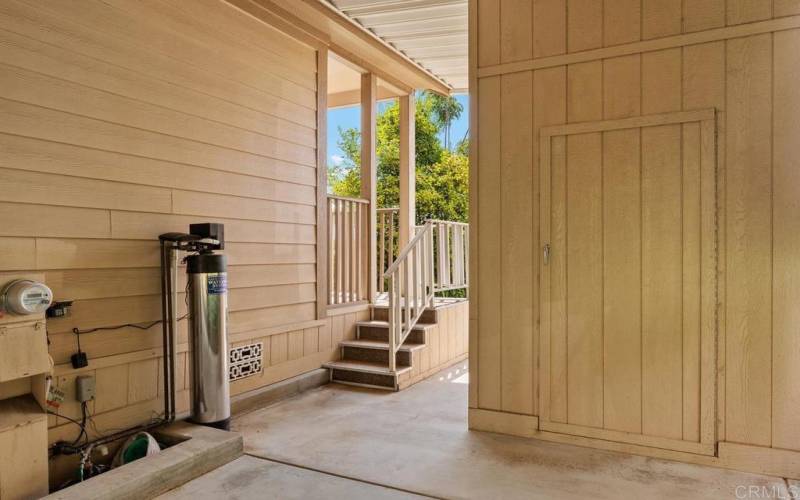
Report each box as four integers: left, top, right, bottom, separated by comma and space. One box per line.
229, 342, 263, 381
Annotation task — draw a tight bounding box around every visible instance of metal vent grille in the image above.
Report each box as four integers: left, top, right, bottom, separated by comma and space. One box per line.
229, 342, 263, 381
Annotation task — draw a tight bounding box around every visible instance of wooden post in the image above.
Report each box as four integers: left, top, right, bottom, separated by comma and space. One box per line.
399, 92, 416, 248
315, 47, 328, 318
361, 72, 378, 302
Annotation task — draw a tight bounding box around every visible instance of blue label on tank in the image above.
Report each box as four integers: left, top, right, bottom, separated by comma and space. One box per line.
207, 274, 227, 295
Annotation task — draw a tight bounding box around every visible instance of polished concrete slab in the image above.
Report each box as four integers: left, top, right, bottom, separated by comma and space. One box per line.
233, 361, 789, 500
158, 456, 427, 499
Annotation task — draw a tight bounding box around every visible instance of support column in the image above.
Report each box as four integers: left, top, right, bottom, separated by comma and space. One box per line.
361, 72, 377, 302
399, 92, 416, 248
315, 47, 328, 318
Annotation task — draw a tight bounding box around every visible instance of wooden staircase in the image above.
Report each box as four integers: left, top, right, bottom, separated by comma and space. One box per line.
323, 305, 439, 390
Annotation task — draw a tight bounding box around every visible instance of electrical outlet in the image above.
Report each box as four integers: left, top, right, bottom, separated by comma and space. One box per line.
75, 375, 95, 402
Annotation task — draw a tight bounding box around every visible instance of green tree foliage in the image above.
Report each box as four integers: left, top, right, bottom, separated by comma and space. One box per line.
328, 93, 468, 224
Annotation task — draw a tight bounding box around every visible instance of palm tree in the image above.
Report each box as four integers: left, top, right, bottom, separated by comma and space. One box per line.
425, 91, 463, 150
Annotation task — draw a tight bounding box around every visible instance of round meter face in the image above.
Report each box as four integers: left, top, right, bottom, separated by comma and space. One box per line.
4, 280, 53, 315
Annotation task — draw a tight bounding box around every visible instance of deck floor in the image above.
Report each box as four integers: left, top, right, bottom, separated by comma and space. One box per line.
161, 361, 793, 499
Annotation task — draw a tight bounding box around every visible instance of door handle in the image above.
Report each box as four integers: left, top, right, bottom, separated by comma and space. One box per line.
543, 243, 551, 266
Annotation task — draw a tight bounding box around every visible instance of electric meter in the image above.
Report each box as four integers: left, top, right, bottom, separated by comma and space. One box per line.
0, 279, 53, 315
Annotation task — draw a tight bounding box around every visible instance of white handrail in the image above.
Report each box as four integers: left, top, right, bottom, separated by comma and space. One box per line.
384, 221, 435, 372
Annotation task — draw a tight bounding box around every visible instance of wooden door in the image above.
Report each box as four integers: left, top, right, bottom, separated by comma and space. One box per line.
539, 110, 717, 455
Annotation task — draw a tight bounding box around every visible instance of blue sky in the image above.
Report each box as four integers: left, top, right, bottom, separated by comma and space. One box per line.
327, 93, 468, 167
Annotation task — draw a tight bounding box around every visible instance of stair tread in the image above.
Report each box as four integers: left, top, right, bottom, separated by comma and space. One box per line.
323, 360, 411, 375
340, 339, 425, 351
356, 320, 435, 330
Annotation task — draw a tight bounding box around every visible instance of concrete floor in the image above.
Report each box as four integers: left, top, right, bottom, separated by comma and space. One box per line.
164, 362, 794, 499
158, 456, 426, 499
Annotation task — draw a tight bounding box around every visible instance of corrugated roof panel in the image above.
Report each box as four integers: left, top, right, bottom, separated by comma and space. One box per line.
328, 0, 468, 92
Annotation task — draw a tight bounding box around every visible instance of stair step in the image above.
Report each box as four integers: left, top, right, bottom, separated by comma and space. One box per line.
323, 360, 411, 391
371, 306, 438, 324
340, 339, 422, 366
356, 320, 435, 330
356, 320, 432, 344
340, 339, 425, 352
324, 360, 411, 375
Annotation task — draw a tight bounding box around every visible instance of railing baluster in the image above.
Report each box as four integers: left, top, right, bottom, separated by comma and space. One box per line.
388, 211, 395, 267
347, 201, 352, 301
332, 199, 339, 304
328, 199, 334, 304
419, 232, 428, 307
411, 247, 418, 323
345, 201, 352, 302
378, 211, 385, 293
455, 225, 463, 286
463, 225, 468, 285
358, 203, 364, 300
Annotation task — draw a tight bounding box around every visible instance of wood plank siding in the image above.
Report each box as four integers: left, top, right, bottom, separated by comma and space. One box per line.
470, 0, 800, 478
0, 0, 370, 483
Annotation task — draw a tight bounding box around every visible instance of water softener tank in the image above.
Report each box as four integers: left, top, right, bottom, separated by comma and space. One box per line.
187, 250, 230, 430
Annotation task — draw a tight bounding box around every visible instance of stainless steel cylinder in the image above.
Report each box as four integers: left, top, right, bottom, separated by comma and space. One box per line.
187, 253, 230, 429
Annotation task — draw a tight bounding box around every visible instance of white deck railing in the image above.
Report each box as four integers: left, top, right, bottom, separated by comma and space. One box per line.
329, 199, 470, 374
429, 220, 469, 293
384, 221, 435, 372
327, 196, 368, 305
377, 208, 399, 293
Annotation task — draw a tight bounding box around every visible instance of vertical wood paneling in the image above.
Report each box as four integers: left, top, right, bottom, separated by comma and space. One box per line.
641, 124, 683, 440
642, 0, 682, 39
603, 55, 641, 119
771, 28, 800, 451
602, 129, 642, 433
477, 76, 502, 410
600, 43, 643, 434
478, 0, 501, 67
682, 122, 702, 443
271, 332, 289, 365
533, 0, 566, 58
727, 0, 772, 25
774, 0, 800, 16
533, 66, 566, 417
642, 48, 682, 114
500, 0, 533, 63
683, 0, 726, 32
682, 41, 727, 441
288, 330, 304, 360
475, 0, 800, 459
500, 72, 534, 414
567, 0, 603, 52
565, 132, 603, 428
567, 61, 602, 122
603, 0, 641, 46
682, 42, 726, 112
549, 135, 568, 423
725, 34, 773, 447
